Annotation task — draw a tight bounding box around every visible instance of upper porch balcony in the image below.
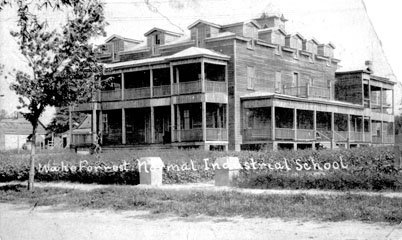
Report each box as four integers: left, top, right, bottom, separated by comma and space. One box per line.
283, 84, 330, 99
98, 61, 227, 102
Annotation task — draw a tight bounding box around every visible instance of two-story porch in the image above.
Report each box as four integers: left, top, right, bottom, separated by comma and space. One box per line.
241, 93, 394, 150
71, 47, 230, 150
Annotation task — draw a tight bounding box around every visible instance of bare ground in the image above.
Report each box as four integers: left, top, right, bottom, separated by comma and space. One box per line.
0, 181, 402, 240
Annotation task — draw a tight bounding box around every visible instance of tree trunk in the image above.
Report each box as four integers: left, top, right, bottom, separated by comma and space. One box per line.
27, 127, 36, 191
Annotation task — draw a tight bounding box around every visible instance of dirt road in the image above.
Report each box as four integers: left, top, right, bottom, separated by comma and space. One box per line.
0, 203, 401, 240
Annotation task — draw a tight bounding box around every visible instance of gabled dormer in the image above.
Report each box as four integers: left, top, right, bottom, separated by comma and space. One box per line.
258, 28, 286, 45
188, 20, 221, 47
318, 43, 335, 58
144, 28, 183, 55
102, 34, 142, 62
285, 33, 304, 50
302, 38, 319, 54
221, 20, 260, 39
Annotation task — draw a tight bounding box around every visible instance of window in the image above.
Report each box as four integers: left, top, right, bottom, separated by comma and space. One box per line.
292, 72, 299, 87
205, 27, 211, 38
275, 71, 282, 92
247, 66, 255, 90
247, 39, 254, 50
154, 34, 161, 45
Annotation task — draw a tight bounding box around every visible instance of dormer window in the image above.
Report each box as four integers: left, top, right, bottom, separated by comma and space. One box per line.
205, 27, 211, 38
155, 34, 161, 45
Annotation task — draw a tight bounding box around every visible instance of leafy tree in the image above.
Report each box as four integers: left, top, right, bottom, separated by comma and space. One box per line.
47, 106, 86, 134
7, 0, 107, 190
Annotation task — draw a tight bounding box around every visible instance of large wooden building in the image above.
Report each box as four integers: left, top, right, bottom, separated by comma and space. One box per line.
72, 14, 395, 151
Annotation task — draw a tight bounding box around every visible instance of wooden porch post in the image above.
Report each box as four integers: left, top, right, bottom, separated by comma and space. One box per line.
150, 68, 153, 98
170, 104, 175, 143
331, 112, 335, 149
201, 59, 205, 93
99, 110, 103, 145
381, 120, 384, 144
347, 114, 351, 148
150, 107, 155, 143
362, 115, 365, 142
92, 102, 97, 144
122, 108, 126, 144
313, 110, 316, 147
294, 108, 297, 141
380, 87, 383, 113
69, 105, 73, 147
176, 105, 181, 142
271, 104, 275, 142
121, 72, 125, 100
202, 102, 207, 143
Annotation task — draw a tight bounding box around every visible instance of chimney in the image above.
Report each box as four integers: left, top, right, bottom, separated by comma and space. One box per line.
365, 60, 373, 73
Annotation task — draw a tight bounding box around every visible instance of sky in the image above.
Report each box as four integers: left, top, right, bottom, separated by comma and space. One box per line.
0, 0, 401, 125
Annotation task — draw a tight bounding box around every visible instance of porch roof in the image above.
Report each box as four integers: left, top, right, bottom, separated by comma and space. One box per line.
240, 92, 364, 109
103, 47, 230, 70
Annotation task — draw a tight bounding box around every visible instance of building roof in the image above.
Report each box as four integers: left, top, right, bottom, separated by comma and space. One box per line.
0, 116, 47, 135
166, 47, 230, 61
144, 27, 183, 37
240, 92, 364, 109
187, 19, 221, 29
104, 47, 230, 70
105, 34, 143, 44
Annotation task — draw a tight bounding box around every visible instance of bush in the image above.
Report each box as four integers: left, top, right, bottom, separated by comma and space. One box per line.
0, 147, 401, 190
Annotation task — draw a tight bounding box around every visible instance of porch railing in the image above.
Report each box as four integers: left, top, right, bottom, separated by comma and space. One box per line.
125, 87, 151, 100
316, 130, 332, 141
275, 128, 295, 140
174, 80, 202, 94
175, 129, 203, 142
297, 129, 315, 140
153, 85, 171, 97
334, 131, 348, 141
350, 132, 363, 142
363, 132, 371, 142
205, 80, 226, 93
71, 133, 93, 145
383, 135, 394, 143
101, 90, 121, 101
206, 128, 228, 141
309, 86, 330, 99
372, 135, 381, 143
283, 86, 307, 98
283, 85, 330, 99
243, 128, 271, 141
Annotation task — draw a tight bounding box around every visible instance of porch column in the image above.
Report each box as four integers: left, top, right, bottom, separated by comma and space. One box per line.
170, 104, 175, 142
69, 105, 73, 147
98, 110, 103, 145
122, 108, 126, 144
170, 64, 174, 95
293, 108, 297, 140
271, 105, 275, 141
150, 107, 155, 143
362, 115, 365, 142
380, 87, 383, 113
331, 112, 335, 149
150, 68, 153, 98
392, 89, 395, 115
202, 101, 207, 142
313, 110, 317, 141
176, 105, 181, 142
347, 114, 351, 148
92, 102, 97, 144
201, 59, 205, 93
381, 121, 384, 144
121, 73, 125, 100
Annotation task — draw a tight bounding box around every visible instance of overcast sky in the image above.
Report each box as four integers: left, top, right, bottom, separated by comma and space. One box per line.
0, 0, 401, 124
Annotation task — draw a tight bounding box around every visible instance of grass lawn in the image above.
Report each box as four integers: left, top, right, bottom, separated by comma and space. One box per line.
0, 184, 401, 224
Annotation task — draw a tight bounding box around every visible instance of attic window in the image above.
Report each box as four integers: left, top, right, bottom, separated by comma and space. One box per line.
247, 39, 254, 50
155, 34, 161, 45
206, 27, 211, 38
